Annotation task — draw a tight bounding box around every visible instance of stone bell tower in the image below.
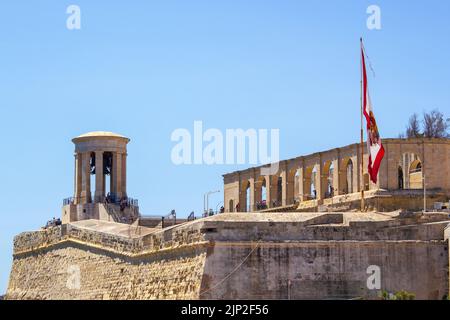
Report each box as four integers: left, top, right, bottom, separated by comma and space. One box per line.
62, 131, 139, 224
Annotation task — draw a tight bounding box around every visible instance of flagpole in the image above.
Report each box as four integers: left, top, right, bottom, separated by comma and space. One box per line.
360, 38, 365, 212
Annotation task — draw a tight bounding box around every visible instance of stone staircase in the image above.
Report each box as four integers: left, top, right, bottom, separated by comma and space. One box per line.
102, 203, 139, 224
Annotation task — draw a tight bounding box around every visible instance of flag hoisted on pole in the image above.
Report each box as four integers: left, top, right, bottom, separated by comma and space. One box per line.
360, 38, 385, 191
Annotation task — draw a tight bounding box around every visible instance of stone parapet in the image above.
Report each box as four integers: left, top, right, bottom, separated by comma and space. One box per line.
13, 212, 450, 255
13, 219, 207, 257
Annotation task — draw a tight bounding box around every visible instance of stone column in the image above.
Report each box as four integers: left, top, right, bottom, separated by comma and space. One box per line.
298, 166, 305, 201
265, 175, 273, 207
110, 153, 115, 197
253, 180, 262, 210
339, 159, 348, 194
354, 155, 360, 193
73, 154, 76, 201
95, 151, 104, 202
286, 170, 295, 206
302, 167, 311, 200
320, 170, 328, 200
80, 152, 91, 204
239, 189, 247, 212
267, 176, 278, 208
103, 167, 106, 195
332, 158, 340, 196
356, 145, 361, 192
112, 152, 123, 199
281, 164, 288, 206
74, 153, 82, 204
121, 153, 127, 198
316, 162, 323, 201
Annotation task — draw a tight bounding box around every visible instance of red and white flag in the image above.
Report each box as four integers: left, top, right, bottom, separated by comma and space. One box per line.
361, 40, 385, 183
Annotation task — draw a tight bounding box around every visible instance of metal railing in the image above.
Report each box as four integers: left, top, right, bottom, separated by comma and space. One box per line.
63, 194, 139, 207
187, 211, 195, 221
63, 197, 74, 206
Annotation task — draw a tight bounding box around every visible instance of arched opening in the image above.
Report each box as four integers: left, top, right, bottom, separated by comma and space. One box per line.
310, 166, 318, 199
254, 176, 267, 211
399, 153, 423, 189
302, 165, 319, 200
398, 166, 404, 189
245, 182, 251, 212
104, 152, 113, 197
344, 158, 354, 194
322, 161, 334, 198
89, 152, 95, 203
294, 170, 300, 203
409, 160, 423, 189
261, 179, 267, 202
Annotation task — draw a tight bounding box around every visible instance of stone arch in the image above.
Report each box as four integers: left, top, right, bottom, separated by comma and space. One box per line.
254, 176, 267, 210
303, 165, 316, 200
399, 153, 423, 189
261, 177, 267, 201
310, 165, 319, 199
322, 161, 334, 198
342, 158, 354, 194
409, 159, 423, 189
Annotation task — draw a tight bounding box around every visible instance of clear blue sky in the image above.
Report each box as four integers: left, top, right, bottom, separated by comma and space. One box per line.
0, 0, 449, 293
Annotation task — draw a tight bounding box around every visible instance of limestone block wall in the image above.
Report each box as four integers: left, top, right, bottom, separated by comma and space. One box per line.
13, 227, 64, 253
6, 214, 450, 300
379, 138, 450, 191
7, 243, 207, 300
200, 218, 450, 242
224, 179, 239, 212
200, 241, 448, 300
7, 221, 208, 300
322, 191, 448, 213
13, 220, 207, 256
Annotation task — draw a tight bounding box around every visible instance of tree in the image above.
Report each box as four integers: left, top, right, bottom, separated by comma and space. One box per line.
400, 109, 449, 139
405, 113, 421, 138
422, 109, 449, 138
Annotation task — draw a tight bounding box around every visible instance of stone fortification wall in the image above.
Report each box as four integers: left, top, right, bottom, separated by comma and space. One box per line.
6, 213, 450, 300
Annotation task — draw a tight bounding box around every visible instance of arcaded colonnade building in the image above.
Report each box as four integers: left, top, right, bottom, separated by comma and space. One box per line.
223, 138, 450, 213
62, 131, 139, 223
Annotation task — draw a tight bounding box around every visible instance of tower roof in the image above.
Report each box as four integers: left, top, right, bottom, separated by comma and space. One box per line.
72, 131, 130, 143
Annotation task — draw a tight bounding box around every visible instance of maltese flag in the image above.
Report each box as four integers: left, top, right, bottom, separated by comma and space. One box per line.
361, 41, 385, 183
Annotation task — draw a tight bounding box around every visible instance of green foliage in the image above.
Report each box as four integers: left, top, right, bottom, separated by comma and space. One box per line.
380, 290, 415, 300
